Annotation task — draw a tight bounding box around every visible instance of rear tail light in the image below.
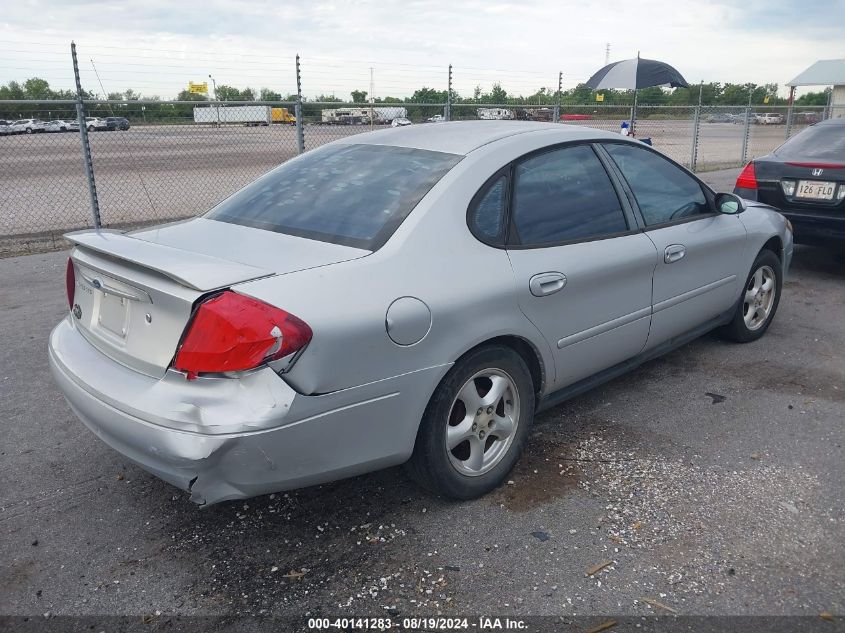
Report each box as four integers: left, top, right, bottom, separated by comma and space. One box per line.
736, 162, 758, 190
838, 185, 845, 201
65, 258, 75, 309
173, 291, 312, 380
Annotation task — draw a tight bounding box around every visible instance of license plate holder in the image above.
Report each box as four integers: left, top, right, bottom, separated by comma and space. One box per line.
97, 291, 129, 338
795, 180, 836, 200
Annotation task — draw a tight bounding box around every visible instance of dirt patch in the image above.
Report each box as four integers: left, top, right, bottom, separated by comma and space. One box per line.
720, 359, 845, 403
490, 431, 581, 512
0, 559, 36, 593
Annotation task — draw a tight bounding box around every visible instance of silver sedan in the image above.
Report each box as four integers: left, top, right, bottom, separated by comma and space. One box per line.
49, 122, 793, 505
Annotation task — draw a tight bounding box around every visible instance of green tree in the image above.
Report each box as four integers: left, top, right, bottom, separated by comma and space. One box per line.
314, 94, 342, 102
489, 83, 507, 104
409, 87, 447, 103
176, 90, 208, 101
0, 80, 26, 99
215, 85, 241, 100
351, 89, 368, 103
260, 88, 282, 101
795, 89, 830, 106
24, 77, 52, 100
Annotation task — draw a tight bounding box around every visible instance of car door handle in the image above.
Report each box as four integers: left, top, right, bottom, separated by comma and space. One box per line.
664, 244, 686, 264
529, 272, 567, 297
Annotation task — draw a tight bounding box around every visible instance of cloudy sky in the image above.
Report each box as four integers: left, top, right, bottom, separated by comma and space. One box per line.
1, 0, 841, 100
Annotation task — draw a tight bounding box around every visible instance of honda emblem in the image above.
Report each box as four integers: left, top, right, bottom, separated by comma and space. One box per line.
812, 168, 823, 177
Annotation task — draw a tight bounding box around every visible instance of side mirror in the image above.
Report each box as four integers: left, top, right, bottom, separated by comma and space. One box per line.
715, 192, 747, 215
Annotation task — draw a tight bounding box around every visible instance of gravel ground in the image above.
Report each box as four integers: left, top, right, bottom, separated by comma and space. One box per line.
0, 233, 843, 630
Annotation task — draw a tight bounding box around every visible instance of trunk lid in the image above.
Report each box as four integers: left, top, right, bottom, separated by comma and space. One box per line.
66, 221, 369, 378
754, 158, 845, 216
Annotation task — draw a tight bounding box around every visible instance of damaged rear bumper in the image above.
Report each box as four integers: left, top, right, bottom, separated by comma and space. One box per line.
49, 318, 447, 505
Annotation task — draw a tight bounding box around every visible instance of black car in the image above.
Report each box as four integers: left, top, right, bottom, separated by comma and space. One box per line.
105, 116, 130, 131
734, 118, 845, 245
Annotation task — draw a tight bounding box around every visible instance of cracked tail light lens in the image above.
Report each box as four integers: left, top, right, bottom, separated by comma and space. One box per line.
781, 180, 796, 197
173, 291, 312, 379
65, 258, 75, 309
736, 162, 757, 190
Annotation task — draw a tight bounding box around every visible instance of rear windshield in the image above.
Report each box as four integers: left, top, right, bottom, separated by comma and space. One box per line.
206, 143, 462, 249
774, 123, 845, 161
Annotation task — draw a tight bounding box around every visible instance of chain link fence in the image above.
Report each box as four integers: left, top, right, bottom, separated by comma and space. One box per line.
0, 98, 835, 256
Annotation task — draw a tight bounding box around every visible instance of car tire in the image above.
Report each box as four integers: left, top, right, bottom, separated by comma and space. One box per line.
26, 128, 33, 134
88, 126, 94, 132
720, 249, 782, 343
405, 345, 535, 499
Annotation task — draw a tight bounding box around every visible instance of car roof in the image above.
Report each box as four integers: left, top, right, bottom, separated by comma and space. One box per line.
337, 120, 622, 155
817, 117, 845, 126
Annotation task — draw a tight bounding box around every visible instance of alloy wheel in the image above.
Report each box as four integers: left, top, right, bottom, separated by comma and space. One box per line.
446, 368, 520, 476
743, 265, 776, 331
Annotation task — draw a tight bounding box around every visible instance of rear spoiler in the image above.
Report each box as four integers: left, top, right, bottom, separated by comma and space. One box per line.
65, 229, 274, 292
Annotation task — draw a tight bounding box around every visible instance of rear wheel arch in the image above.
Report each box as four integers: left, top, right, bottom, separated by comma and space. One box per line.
453, 335, 546, 397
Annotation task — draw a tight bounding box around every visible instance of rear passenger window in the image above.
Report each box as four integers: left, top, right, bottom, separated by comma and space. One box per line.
603, 143, 709, 226
470, 176, 507, 242
511, 145, 628, 246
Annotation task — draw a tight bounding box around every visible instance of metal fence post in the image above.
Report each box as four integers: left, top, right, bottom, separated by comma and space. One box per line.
690, 81, 702, 172
445, 64, 452, 121
785, 86, 795, 139
295, 54, 305, 154
741, 91, 752, 165
71, 42, 101, 229
553, 71, 562, 123
825, 87, 833, 120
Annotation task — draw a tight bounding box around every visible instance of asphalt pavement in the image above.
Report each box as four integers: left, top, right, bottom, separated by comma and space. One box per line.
0, 192, 843, 629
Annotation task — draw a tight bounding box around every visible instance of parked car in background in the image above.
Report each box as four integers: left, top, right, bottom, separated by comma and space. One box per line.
391, 117, 412, 127
105, 116, 130, 131
44, 120, 70, 133
85, 117, 108, 131
705, 112, 732, 123
0, 119, 12, 135
755, 113, 784, 125
794, 111, 822, 125
735, 117, 845, 245
50, 122, 792, 506
11, 119, 47, 134
427, 114, 446, 123
64, 119, 80, 132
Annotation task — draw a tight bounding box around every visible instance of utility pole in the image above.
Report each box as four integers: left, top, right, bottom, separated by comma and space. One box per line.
71, 41, 101, 229
605, 43, 610, 66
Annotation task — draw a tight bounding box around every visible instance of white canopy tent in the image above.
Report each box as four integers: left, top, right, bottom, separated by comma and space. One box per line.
787, 59, 845, 87
787, 59, 845, 119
